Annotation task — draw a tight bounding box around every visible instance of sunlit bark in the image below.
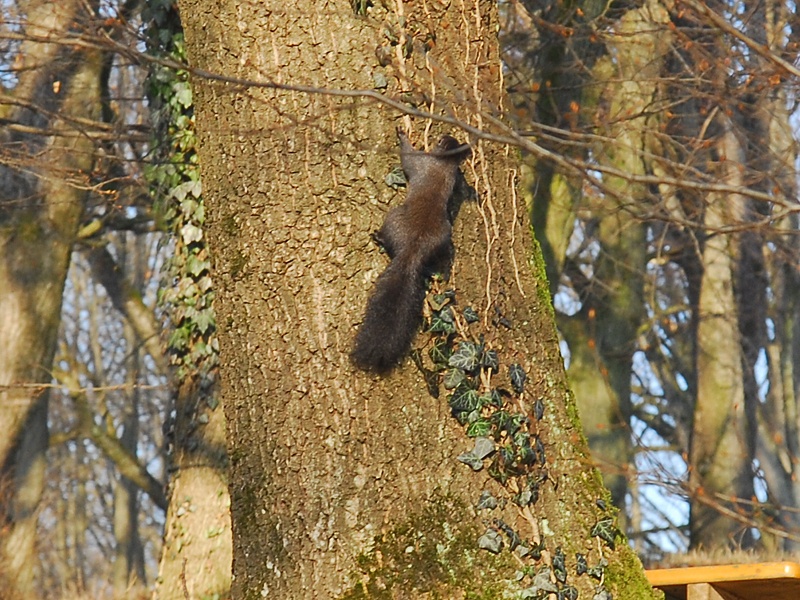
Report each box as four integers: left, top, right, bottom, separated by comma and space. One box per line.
177, 0, 658, 597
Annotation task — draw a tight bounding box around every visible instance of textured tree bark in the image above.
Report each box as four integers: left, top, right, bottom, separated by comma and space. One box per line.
153, 376, 232, 600
178, 0, 658, 597
581, 1, 671, 532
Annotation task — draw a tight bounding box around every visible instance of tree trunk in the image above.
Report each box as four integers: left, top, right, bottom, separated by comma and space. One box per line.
153, 377, 232, 600
747, 0, 800, 552
0, 1, 104, 594
689, 119, 754, 548
113, 307, 146, 597
178, 0, 657, 597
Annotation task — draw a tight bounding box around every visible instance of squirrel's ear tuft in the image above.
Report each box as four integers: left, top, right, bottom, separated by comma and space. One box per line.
436, 136, 471, 161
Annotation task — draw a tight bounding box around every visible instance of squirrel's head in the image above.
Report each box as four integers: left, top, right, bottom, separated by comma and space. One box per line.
436, 135, 472, 162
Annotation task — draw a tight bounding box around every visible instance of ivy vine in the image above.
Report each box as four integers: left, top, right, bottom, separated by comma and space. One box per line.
144, 0, 218, 383
420, 288, 617, 599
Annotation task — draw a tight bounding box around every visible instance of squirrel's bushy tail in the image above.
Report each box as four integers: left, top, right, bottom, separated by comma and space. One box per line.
351, 255, 426, 373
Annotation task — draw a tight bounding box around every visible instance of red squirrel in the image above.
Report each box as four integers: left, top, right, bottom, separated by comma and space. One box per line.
352, 128, 471, 372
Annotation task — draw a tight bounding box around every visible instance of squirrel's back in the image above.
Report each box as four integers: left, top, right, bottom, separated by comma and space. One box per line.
351, 130, 471, 373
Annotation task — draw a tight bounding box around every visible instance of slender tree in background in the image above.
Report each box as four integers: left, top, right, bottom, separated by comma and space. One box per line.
0, 1, 113, 592
1, 0, 230, 597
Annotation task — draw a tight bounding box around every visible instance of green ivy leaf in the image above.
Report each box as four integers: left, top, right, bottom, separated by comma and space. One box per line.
462, 409, 482, 426
172, 180, 201, 201
181, 223, 203, 244
429, 310, 456, 334
463, 306, 479, 323
428, 339, 451, 367
428, 292, 451, 311
591, 518, 619, 550
472, 436, 495, 459
559, 586, 578, 600
499, 444, 517, 467
449, 383, 481, 417
384, 166, 406, 189
491, 411, 526, 437
185, 254, 208, 277
535, 436, 546, 465
174, 81, 193, 107
493, 518, 520, 551
527, 569, 558, 595
197, 274, 213, 292
593, 586, 612, 599
443, 368, 465, 390
529, 542, 543, 561
576, 553, 588, 576
476, 490, 498, 510
553, 547, 567, 583
477, 529, 503, 554
513, 487, 534, 507
481, 348, 499, 371
449, 341, 481, 371
533, 398, 545, 420
168, 326, 189, 350
587, 559, 608, 580
438, 305, 455, 323
457, 451, 484, 471
194, 310, 215, 334
513, 431, 535, 465
516, 544, 533, 559
526, 476, 541, 505
488, 388, 504, 407
487, 455, 509, 485
509, 363, 527, 394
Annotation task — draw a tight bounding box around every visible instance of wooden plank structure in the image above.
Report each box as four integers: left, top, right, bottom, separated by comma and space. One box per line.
646, 562, 800, 600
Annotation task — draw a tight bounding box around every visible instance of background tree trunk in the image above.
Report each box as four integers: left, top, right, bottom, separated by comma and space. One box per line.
689, 121, 754, 548
0, 2, 104, 593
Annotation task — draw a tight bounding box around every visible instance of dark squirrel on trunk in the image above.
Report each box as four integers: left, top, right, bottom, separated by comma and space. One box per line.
352, 128, 471, 373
